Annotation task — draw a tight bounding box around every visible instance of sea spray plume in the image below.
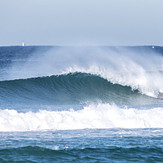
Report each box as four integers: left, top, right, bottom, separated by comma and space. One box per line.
6, 46, 163, 97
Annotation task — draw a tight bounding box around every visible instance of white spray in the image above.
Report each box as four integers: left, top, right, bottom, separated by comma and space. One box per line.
5, 46, 163, 97
0, 104, 163, 132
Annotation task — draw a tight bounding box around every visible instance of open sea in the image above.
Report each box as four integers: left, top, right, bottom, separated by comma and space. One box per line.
0, 46, 163, 162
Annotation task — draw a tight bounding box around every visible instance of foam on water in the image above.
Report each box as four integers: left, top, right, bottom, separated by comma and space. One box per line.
1, 104, 163, 132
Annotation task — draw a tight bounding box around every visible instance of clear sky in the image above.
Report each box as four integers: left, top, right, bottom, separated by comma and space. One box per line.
0, 0, 162, 46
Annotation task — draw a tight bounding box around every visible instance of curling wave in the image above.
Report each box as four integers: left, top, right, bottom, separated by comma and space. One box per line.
2, 46, 163, 98
0, 73, 161, 106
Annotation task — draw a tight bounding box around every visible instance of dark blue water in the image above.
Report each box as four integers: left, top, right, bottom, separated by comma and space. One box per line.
0, 46, 163, 162
0, 129, 163, 162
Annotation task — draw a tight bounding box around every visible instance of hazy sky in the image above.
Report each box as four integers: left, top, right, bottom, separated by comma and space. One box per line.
0, 0, 162, 46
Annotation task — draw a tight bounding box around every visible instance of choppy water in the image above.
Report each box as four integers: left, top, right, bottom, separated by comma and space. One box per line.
0, 46, 163, 162
0, 129, 163, 162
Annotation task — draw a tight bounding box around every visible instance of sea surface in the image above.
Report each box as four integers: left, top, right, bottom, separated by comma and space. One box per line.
0, 46, 163, 162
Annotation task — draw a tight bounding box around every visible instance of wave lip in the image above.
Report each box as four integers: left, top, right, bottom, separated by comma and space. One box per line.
0, 104, 163, 132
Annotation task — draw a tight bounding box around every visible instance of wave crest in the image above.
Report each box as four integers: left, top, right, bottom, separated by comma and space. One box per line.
3, 46, 163, 98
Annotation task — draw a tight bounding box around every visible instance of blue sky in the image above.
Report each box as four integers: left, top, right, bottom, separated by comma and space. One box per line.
0, 0, 162, 46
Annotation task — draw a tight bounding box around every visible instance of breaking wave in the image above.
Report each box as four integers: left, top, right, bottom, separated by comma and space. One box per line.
2, 46, 163, 98
0, 72, 162, 106
1, 46, 163, 131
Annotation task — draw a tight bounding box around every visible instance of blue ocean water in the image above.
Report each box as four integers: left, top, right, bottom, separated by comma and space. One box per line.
0, 46, 163, 162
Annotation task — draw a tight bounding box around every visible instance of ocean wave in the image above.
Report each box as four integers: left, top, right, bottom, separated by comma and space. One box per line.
2, 46, 163, 98
0, 73, 161, 106
0, 103, 163, 132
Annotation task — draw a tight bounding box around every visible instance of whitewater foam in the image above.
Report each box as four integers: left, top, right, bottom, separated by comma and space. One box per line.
0, 104, 163, 132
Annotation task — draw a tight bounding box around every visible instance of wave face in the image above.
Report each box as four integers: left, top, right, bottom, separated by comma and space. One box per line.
1, 72, 162, 107
0, 46, 163, 131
